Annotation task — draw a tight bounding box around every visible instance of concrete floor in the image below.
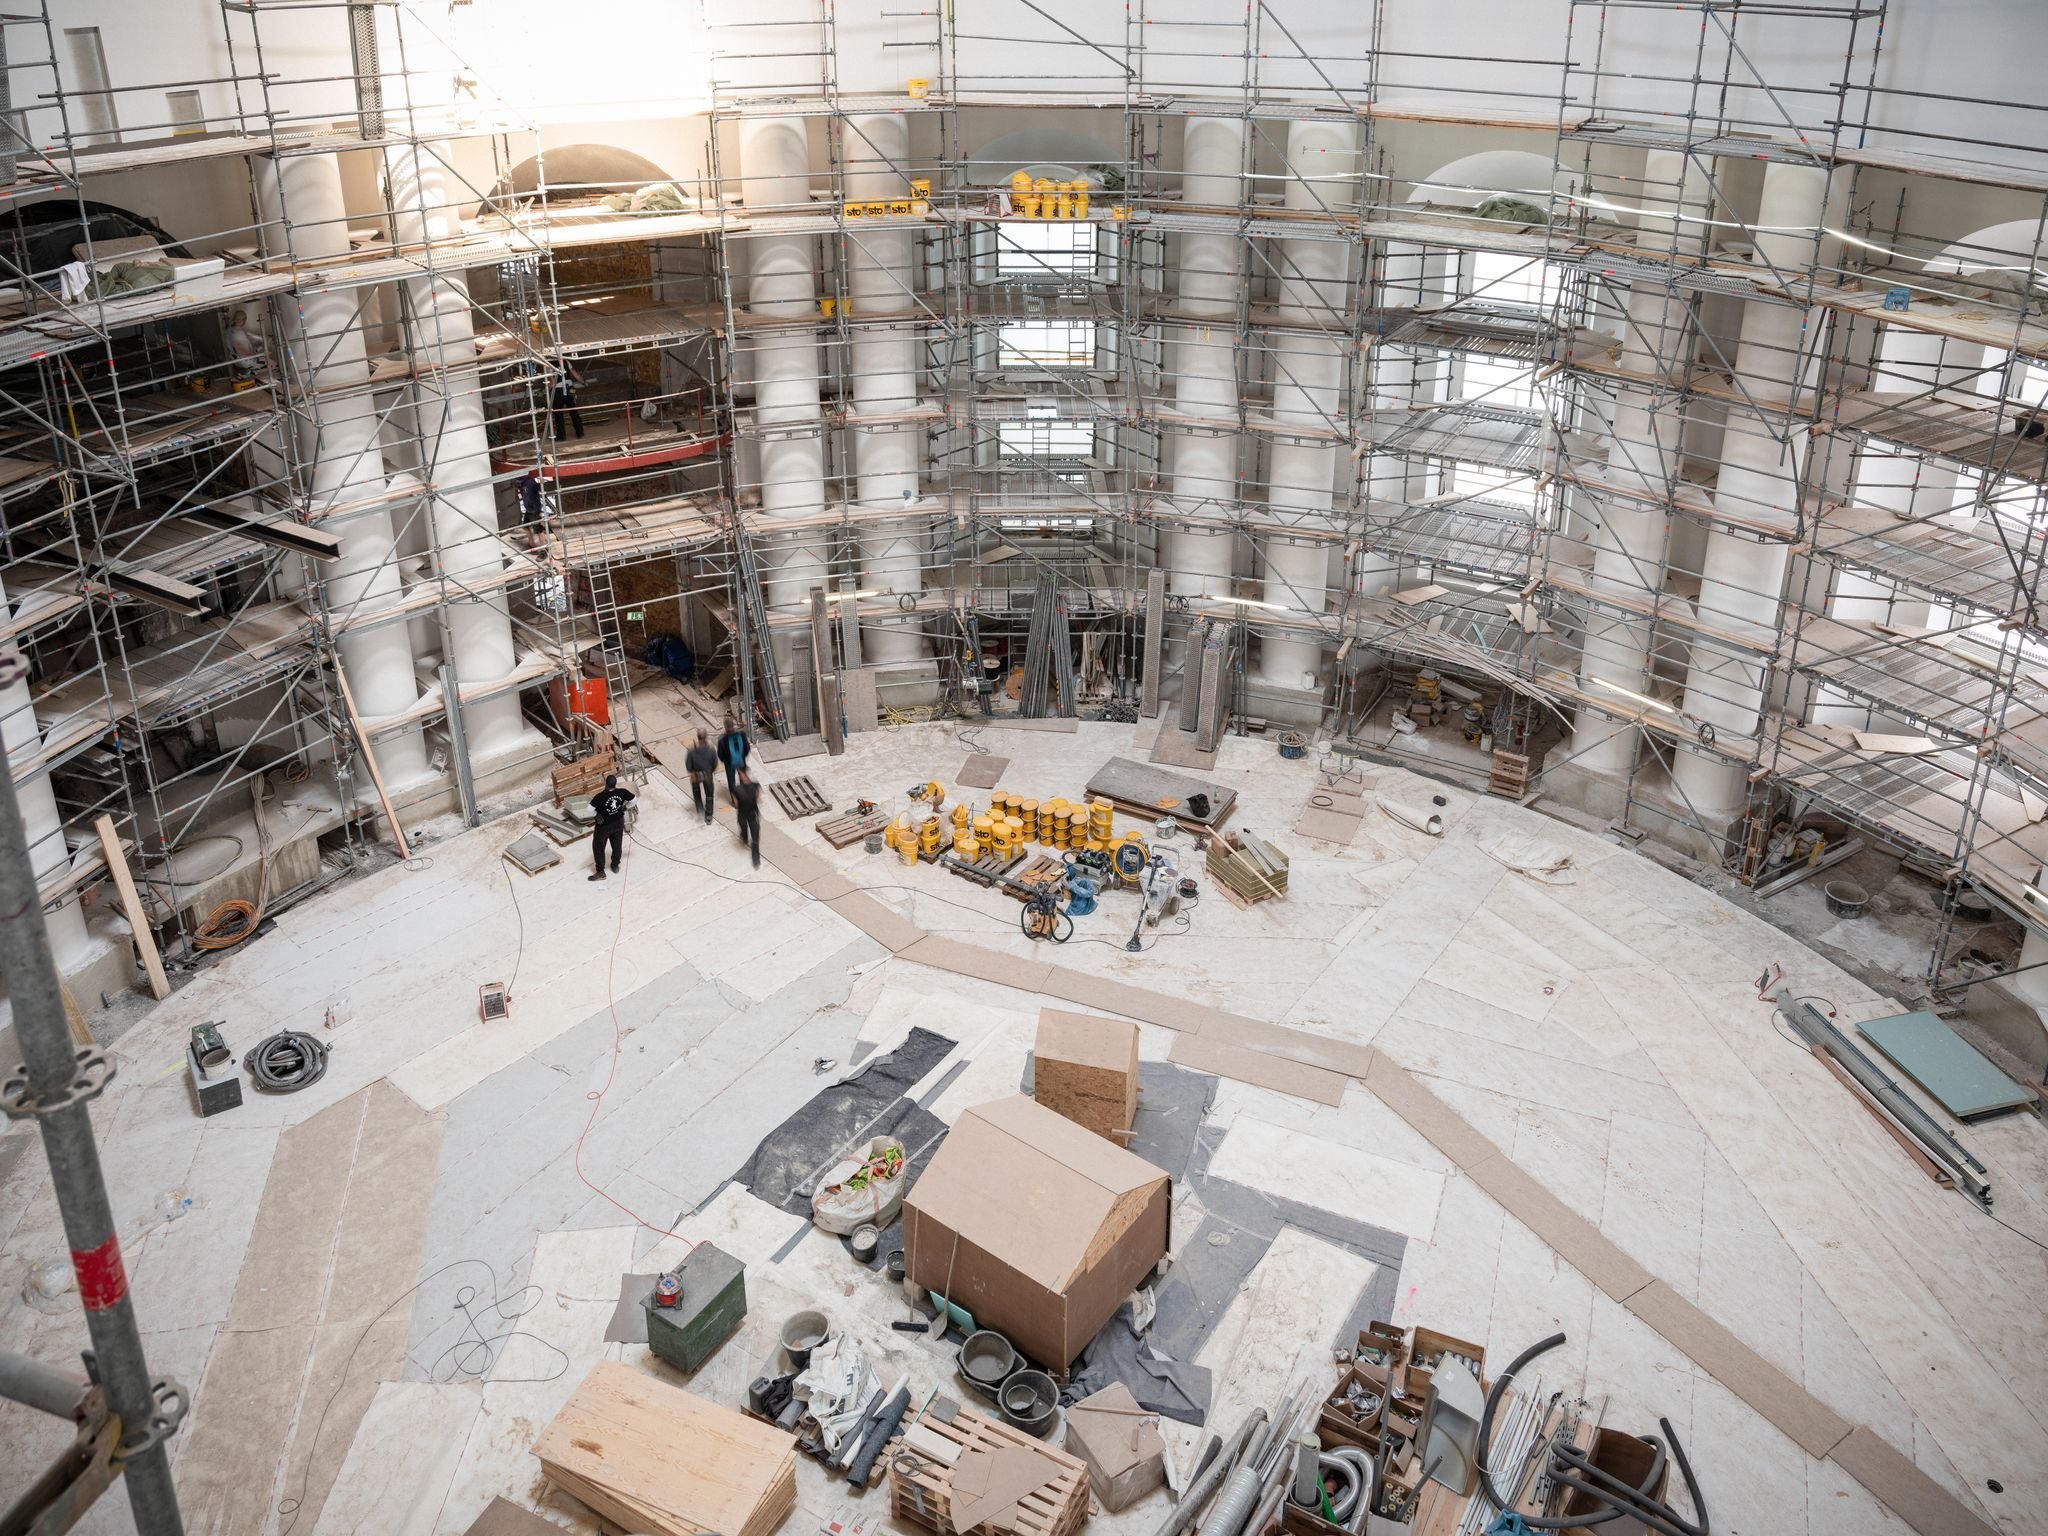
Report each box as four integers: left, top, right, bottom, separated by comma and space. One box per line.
1, 717, 2044, 1535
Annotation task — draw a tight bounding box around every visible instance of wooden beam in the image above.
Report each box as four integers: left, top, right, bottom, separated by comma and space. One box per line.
182, 504, 343, 559
332, 665, 412, 859
93, 815, 169, 1001
811, 586, 844, 757
1140, 568, 1165, 719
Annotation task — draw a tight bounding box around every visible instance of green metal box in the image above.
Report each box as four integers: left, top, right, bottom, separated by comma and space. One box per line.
642, 1241, 747, 1374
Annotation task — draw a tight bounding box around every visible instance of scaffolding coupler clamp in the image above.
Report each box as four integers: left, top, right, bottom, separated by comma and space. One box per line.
0, 1047, 117, 1121
115, 1378, 190, 1463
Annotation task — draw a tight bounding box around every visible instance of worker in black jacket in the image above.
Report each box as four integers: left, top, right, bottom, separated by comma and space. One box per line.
716, 717, 751, 800
684, 731, 717, 824
733, 767, 762, 868
587, 774, 635, 881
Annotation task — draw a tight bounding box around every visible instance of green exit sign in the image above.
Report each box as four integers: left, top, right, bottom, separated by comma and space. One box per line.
626, 610, 645, 621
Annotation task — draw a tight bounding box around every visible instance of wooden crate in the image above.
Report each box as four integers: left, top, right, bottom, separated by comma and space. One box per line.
768, 774, 832, 820
887, 1404, 1089, 1536
1487, 749, 1529, 799
817, 808, 890, 849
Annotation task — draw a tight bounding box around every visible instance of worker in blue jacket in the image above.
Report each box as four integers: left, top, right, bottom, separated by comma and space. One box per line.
717, 717, 751, 801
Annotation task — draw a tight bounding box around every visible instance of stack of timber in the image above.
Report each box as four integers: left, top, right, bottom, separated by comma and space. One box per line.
888, 1403, 1090, 1536
536, 1362, 798, 1536
1206, 831, 1289, 906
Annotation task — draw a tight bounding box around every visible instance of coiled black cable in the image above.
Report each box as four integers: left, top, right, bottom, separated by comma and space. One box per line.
244, 1031, 329, 1093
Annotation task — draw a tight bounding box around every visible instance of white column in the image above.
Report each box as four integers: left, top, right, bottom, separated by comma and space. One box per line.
1256, 118, 1357, 691
1672, 162, 1838, 819
385, 141, 546, 765
0, 578, 88, 967
843, 112, 925, 663
256, 153, 432, 792
1163, 116, 1244, 600
1356, 239, 1431, 598
1569, 148, 1710, 777
741, 116, 828, 662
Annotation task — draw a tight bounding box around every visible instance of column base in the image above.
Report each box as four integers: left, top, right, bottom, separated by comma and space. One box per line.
1242, 677, 1325, 729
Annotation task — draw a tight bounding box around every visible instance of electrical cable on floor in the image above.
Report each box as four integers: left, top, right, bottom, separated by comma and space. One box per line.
500, 845, 528, 1000
276, 1257, 569, 1536
576, 831, 699, 1253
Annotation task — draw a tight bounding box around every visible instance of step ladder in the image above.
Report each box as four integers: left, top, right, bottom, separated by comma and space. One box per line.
732, 527, 791, 741
583, 559, 647, 783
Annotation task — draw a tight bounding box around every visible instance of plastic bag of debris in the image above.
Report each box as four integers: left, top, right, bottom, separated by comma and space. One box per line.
811, 1136, 909, 1235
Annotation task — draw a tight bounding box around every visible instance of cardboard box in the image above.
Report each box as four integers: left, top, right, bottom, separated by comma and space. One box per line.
905, 1095, 1170, 1368
1063, 1383, 1165, 1511
1406, 1327, 1484, 1396
1033, 1009, 1139, 1143
1560, 1428, 1667, 1536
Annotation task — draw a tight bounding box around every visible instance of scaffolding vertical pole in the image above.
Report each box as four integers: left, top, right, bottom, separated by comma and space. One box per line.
0, 652, 185, 1536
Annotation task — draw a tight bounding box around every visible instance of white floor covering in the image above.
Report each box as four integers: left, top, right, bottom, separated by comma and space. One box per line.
0, 719, 2040, 1534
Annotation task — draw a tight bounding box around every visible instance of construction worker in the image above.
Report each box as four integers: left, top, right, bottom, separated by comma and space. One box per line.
587, 773, 634, 881
734, 766, 762, 868
684, 731, 717, 825
717, 716, 751, 800
517, 464, 545, 526
551, 361, 585, 440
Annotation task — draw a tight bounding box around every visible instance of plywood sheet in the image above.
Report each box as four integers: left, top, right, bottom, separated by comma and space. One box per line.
957, 752, 1011, 788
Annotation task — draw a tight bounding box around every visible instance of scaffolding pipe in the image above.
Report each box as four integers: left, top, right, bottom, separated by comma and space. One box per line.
1164, 116, 1245, 600
0, 704, 185, 1532
0, 1345, 89, 1420
843, 111, 928, 663
1257, 118, 1357, 692
0, 573, 90, 969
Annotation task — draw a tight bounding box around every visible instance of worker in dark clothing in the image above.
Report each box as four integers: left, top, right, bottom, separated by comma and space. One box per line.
734, 767, 762, 868
717, 717, 751, 800
551, 361, 585, 440
587, 773, 634, 881
684, 731, 717, 825
517, 465, 545, 524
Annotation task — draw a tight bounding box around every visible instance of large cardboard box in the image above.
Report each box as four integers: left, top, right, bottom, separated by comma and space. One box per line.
905, 1095, 1170, 1368
1033, 1009, 1139, 1142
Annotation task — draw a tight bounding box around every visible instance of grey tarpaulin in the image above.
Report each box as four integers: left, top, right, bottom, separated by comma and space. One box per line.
1063, 1308, 1212, 1425
736, 1026, 956, 1216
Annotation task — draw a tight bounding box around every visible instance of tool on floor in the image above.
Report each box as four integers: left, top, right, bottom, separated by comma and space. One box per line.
189, 1022, 230, 1069
479, 981, 510, 1022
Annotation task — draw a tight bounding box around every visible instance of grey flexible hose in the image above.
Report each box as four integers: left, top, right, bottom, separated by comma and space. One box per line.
1322, 1446, 1376, 1531
1151, 1407, 1267, 1536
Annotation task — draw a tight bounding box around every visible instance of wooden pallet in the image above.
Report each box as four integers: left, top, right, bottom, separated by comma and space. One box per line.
551, 749, 615, 804
887, 1404, 1089, 1536
769, 774, 832, 820
1487, 749, 1530, 799
816, 808, 890, 849
1007, 854, 1067, 903
944, 847, 1027, 888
